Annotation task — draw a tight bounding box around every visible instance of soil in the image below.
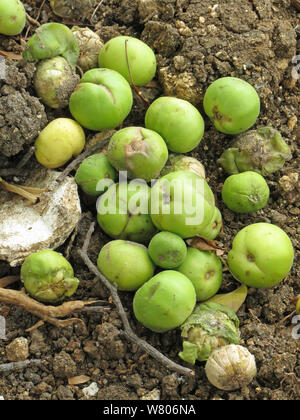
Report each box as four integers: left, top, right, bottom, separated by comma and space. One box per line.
0, 0, 299, 401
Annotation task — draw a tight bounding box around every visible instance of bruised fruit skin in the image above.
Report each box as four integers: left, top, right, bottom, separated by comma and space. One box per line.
23, 23, 80, 68
21, 250, 79, 303
97, 240, 155, 291
150, 171, 216, 239
75, 153, 116, 196
35, 118, 85, 168
161, 154, 206, 179
133, 270, 196, 333
69, 68, 133, 131
218, 127, 292, 176
98, 36, 157, 87
178, 248, 223, 302
107, 127, 168, 182
222, 171, 270, 213
145, 97, 205, 153
148, 231, 187, 269
0, 0, 26, 36
34, 57, 80, 109
228, 223, 294, 288
203, 77, 260, 135
97, 181, 157, 243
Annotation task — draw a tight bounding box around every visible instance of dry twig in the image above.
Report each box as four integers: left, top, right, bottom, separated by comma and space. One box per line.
78, 222, 194, 377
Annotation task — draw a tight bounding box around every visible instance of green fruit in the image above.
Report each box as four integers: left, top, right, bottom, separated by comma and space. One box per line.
0, 0, 26, 36
161, 154, 206, 179
97, 240, 155, 291
34, 57, 79, 109
228, 223, 294, 288
218, 127, 292, 176
23, 23, 80, 68
107, 127, 168, 182
75, 153, 116, 196
222, 171, 270, 213
98, 36, 157, 87
178, 248, 223, 302
35, 118, 85, 169
199, 206, 222, 240
69, 68, 133, 131
133, 270, 196, 333
148, 231, 187, 269
21, 250, 79, 303
145, 97, 205, 153
97, 181, 157, 243
203, 77, 260, 135
150, 171, 216, 239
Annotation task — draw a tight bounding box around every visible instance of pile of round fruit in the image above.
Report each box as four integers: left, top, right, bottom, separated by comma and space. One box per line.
2, 0, 295, 391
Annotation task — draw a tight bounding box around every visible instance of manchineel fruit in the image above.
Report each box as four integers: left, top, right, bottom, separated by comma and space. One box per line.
133, 270, 196, 333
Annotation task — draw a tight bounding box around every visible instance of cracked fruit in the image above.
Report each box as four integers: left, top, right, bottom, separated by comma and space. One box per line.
97, 181, 157, 243
203, 77, 260, 135
222, 171, 270, 213
97, 240, 155, 291
145, 97, 205, 153
228, 223, 294, 288
21, 250, 79, 303
133, 270, 196, 333
69, 68, 133, 131
107, 127, 168, 182
35, 118, 85, 169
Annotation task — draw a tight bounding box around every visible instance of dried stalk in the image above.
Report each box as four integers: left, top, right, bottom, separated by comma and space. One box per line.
78, 222, 194, 377
0, 287, 105, 330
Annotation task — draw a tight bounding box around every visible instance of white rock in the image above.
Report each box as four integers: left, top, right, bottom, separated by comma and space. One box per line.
82, 382, 99, 398
0, 169, 81, 266
140, 388, 161, 400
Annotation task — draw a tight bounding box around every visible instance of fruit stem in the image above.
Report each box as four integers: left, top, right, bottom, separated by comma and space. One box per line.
0, 177, 46, 204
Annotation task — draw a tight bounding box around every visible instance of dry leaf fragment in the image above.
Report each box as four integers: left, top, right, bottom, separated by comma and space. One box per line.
186, 236, 226, 257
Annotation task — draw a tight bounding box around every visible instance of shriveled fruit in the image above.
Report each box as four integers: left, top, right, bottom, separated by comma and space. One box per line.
222, 171, 270, 213
21, 250, 79, 303
34, 57, 79, 109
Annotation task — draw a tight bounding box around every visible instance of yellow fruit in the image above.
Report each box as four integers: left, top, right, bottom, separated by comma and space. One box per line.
35, 118, 85, 168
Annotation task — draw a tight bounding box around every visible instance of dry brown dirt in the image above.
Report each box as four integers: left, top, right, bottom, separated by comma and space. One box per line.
0, 0, 299, 401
